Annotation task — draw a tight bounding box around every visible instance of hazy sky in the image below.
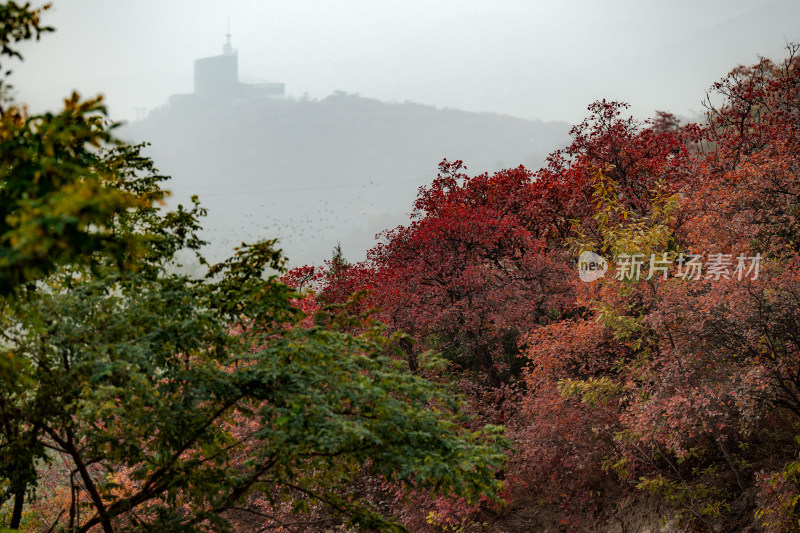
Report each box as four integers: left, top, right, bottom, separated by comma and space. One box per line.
12, 0, 800, 125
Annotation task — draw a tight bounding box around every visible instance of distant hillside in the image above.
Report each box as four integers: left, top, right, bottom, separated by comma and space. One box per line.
122, 93, 570, 267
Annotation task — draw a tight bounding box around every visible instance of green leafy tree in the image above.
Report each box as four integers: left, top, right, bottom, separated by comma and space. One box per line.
0, 4, 508, 531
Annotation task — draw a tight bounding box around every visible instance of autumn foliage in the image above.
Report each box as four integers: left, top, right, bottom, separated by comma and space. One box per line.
293, 45, 800, 531
7, 2, 800, 530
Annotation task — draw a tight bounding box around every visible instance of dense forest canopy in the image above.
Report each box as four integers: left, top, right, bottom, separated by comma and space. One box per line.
0, 3, 506, 532
285, 44, 800, 532
3, 2, 800, 532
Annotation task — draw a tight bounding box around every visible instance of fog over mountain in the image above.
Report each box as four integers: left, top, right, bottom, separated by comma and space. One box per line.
29, 0, 782, 267
123, 91, 569, 267
15, 1, 800, 126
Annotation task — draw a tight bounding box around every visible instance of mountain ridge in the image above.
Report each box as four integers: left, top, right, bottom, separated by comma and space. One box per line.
122, 92, 570, 266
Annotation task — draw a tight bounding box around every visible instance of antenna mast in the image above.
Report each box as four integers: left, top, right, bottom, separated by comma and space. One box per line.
223, 16, 233, 54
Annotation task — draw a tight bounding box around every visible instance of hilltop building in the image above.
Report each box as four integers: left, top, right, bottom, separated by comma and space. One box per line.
171, 33, 284, 106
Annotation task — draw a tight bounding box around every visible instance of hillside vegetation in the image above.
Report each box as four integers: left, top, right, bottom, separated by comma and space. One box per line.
288, 46, 800, 532
3, 3, 800, 532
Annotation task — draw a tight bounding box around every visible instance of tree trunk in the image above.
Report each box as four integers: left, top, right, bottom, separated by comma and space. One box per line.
399, 336, 418, 372
10, 486, 24, 529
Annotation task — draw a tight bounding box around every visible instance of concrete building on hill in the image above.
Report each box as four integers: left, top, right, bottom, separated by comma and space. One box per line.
171, 33, 284, 106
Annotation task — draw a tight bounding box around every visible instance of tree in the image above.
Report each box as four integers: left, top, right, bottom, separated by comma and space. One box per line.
0, 4, 508, 531
0, 3, 158, 295
516, 47, 800, 531
365, 160, 574, 386
291, 45, 800, 531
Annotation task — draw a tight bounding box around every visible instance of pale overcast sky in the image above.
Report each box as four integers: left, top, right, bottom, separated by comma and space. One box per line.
12, 0, 800, 125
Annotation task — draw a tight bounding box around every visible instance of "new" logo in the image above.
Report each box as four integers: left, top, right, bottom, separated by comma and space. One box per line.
578, 251, 608, 282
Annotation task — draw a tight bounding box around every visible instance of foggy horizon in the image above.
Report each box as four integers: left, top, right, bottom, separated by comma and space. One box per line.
9, 0, 800, 268
12, 0, 800, 125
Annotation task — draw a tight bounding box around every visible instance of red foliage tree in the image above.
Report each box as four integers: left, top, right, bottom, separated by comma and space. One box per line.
366, 161, 574, 386
515, 45, 800, 531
